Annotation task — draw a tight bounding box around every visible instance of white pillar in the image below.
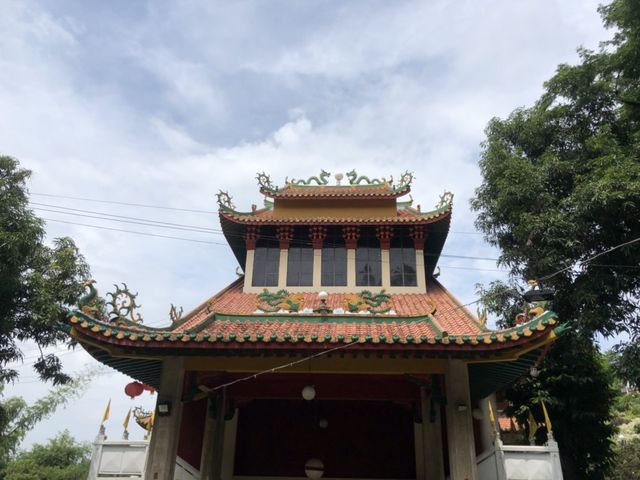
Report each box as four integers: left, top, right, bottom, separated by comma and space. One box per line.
421, 386, 445, 480
478, 394, 498, 454
381, 249, 391, 288
416, 249, 426, 291
445, 359, 478, 480
221, 409, 239, 480
312, 248, 322, 289
243, 250, 255, 290
278, 249, 288, 287
347, 248, 356, 286
200, 391, 228, 480
145, 357, 185, 480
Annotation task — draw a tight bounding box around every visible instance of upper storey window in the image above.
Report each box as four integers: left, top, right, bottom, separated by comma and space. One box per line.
322, 231, 347, 286
252, 239, 280, 287
356, 233, 382, 286
390, 236, 417, 287
287, 239, 313, 286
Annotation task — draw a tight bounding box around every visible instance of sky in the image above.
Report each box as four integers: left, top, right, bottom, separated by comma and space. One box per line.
1, 0, 611, 448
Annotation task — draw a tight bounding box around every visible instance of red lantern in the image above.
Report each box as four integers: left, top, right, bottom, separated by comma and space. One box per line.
124, 382, 144, 398
141, 384, 155, 394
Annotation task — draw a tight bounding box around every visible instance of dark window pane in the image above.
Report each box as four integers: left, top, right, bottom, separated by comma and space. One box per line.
390, 235, 417, 286
287, 247, 313, 286
253, 247, 280, 287
322, 242, 347, 286
356, 244, 382, 287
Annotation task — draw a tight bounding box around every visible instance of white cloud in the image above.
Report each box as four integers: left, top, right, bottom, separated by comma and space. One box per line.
0, 0, 611, 448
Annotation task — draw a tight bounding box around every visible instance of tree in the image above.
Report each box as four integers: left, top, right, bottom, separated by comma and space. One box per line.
471, 0, 640, 477
0, 155, 92, 384
608, 438, 640, 480
3, 431, 90, 480
0, 371, 93, 473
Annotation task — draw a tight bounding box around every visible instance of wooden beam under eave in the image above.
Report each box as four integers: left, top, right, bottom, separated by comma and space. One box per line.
183, 355, 446, 374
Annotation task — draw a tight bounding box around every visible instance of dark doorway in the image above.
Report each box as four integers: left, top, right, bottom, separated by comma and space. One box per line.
234, 399, 416, 478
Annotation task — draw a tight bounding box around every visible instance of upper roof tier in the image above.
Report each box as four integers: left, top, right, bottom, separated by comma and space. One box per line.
257, 170, 412, 199
216, 170, 454, 274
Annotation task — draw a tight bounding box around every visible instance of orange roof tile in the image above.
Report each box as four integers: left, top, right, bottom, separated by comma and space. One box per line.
175, 278, 481, 336
267, 184, 405, 199
219, 209, 450, 225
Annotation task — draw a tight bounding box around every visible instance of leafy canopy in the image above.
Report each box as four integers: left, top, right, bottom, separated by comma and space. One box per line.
0, 371, 93, 474
471, 0, 640, 381
3, 431, 90, 480
0, 156, 91, 384
471, 0, 640, 478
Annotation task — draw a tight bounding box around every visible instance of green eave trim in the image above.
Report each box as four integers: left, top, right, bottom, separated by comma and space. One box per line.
211, 313, 436, 324
469, 350, 541, 400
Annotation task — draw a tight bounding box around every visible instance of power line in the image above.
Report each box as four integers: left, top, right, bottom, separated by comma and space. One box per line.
31, 203, 219, 233
539, 236, 640, 282
31, 192, 218, 214
41, 218, 228, 246
41, 217, 501, 262
34, 207, 218, 235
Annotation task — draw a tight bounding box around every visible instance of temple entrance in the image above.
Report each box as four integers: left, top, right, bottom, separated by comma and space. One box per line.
234, 399, 416, 479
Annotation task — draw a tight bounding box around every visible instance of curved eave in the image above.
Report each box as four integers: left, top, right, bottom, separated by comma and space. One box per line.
218, 206, 451, 225
219, 207, 452, 275
66, 309, 562, 353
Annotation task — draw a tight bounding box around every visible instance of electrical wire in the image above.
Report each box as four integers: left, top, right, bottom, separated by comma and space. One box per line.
31, 192, 218, 214
40, 217, 501, 262
208, 341, 358, 393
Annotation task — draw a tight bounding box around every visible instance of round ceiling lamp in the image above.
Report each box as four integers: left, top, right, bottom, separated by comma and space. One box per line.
305, 458, 324, 479
302, 385, 316, 401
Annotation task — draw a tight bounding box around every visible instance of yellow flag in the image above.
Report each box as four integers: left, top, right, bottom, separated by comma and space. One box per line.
541, 399, 553, 433
123, 408, 131, 430
101, 399, 111, 424
487, 400, 496, 431
528, 411, 538, 440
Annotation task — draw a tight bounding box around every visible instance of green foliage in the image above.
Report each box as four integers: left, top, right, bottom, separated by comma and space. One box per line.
607, 438, 640, 480
507, 336, 618, 478
470, 1, 640, 477
0, 371, 93, 473
0, 156, 91, 384
4, 431, 90, 480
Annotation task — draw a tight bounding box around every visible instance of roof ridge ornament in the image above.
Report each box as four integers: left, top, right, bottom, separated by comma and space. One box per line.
256, 172, 279, 193
393, 171, 414, 192
346, 169, 391, 185
106, 283, 143, 325
286, 169, 331, 186
216, 190, 236, 211
435, 190, 454, 209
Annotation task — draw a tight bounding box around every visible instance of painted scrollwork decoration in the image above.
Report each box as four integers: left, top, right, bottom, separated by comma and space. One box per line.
343, 289, 392, 314
393, 171, 414, 192
256, 172, 279, 193
257, 289, 304, 313
216, 190, 236, 210
106, 283, 143, 325
133, 406, 153, 431
435, 191, 454, 209
169, 304, 183, 324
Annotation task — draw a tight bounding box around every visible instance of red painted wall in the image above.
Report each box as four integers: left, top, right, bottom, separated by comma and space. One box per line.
234, 399, 416, 478
177, 397, 207, 470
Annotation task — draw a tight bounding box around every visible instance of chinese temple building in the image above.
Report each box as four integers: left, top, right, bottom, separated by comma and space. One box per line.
65, 170, 565, 480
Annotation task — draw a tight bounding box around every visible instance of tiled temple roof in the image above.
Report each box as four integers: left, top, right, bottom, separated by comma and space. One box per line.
266, 184, 405, 199
65, 278, 562, 353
